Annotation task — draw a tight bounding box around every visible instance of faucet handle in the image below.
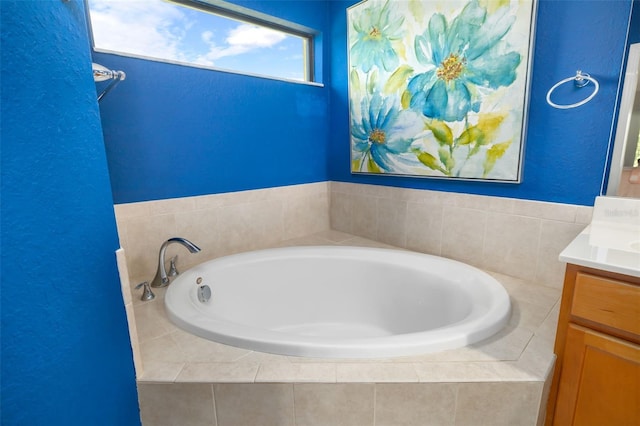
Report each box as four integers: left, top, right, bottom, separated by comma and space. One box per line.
134, 281, 155, 301
168, 255, 179, 277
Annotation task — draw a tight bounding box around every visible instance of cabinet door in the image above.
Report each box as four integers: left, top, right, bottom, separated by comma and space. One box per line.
554, 324, 640, 426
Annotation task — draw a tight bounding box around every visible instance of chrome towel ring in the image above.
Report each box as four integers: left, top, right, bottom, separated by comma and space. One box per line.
546, 70, 599, 109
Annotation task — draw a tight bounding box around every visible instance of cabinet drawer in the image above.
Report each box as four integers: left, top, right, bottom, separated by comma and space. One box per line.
571, 272, 640, 337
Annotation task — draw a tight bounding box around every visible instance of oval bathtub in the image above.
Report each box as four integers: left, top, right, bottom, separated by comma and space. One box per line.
164, 246, 511, 358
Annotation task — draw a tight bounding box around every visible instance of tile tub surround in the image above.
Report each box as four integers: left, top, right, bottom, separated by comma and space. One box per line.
114, 181, 591, 294
112, 182, 589, 425
114, 182, 331, 287
330, 182, 593, 289
132, 230, 561, 426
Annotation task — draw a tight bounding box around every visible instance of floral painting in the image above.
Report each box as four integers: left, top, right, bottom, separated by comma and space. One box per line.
348, 0, 536, 181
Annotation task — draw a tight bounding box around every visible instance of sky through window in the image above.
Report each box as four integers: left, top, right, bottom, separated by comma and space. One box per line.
87, 0, 310, 82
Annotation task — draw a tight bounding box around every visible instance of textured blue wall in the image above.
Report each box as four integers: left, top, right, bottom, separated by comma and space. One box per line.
95, 0, 330, 204
329, 0, 633, 206
98, 0, 633, 207
1, 1, 140, 424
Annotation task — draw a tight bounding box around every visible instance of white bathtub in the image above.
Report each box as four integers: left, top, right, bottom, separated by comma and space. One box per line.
164, 246, 511, 358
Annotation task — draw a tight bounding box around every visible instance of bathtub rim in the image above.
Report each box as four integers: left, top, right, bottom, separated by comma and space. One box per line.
164, 245, 512, 359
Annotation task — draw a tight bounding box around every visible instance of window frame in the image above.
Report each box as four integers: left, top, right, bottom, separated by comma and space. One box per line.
85, 0, 318, 84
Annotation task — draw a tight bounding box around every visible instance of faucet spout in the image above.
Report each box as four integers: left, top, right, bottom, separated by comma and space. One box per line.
150, 237, 201, 288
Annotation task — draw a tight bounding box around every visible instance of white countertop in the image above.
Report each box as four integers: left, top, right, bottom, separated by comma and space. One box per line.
559, 197, 640, 278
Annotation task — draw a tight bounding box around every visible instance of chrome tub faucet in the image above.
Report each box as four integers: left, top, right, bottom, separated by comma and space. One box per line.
150, 237, 201, 288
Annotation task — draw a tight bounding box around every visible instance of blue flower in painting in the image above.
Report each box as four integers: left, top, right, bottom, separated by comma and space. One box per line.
350, 0, 404, 72
352, 94, 424, 173
407, 0, 521, 122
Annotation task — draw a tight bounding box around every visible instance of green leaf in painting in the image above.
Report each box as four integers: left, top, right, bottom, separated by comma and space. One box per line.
367, 69, 379, 95
392, 39, 407, 62
485, 0, 511, 13
384, 65, 414, 94
416, 150, 448, 175
438, 147, 455, 172
367, 155, 382, 173
350, 68, 361, 93
401, 89, 412, 109
409, 0, 424, 22
426, 120, 453, 146
476, 113, 506, 145
456, 126, 484, 146
483, 140, 512, 177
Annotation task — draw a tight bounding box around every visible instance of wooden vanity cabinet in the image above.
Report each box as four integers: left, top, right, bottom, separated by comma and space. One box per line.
545, 264, 640, 426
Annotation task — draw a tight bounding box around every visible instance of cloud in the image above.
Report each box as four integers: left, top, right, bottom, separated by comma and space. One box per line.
227, 24, 287, 48
88, 0, 190, 62
195, 23, 288, 65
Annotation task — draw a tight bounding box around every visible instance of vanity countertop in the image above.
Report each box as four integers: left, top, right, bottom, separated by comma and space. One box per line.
559, 197, 640, 278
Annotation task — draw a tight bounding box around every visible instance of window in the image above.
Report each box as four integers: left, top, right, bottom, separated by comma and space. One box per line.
86, 0, 315, 83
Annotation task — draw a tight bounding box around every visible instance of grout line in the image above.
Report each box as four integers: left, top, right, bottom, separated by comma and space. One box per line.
372, 383, 377, 426
451, 383, 460, 426
211, 383, 219, 426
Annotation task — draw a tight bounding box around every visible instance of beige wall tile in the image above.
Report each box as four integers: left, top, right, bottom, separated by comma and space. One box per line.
169, 329, 251, 363
336, 363, 419, 382
350, 193, 378, 240
375, 383, 457, 426
575, 205, 593, 224
376, 197, 408, 247
441, 206, 487, 268
413, 361, 505, 382
177, 362, 259, 383
312, 229, 357, 243
124, 302, 143, 377
536, 300, 560, 343
114, 201, 150, 219
256, 362, 336, 383
134, 298, 177, 343
214, 384, 294, 426
138, 360, 185, 383
512, 199, 577, 222
468, 325, 534, 361
174, 207, 222, 266
453, 193, 491, 210
487, 196, 516, 214
294, 383, 374, 426
515, 335, 556, 379
535, 220, 585, 288
329, 181, 354, 195
148, 196, 197, 216
454, 382, 542, 426
138, 383, 216, 426
116, 248, 133, 307
405, 201, 443, 255
492, 272, 561, 309
508, 298, 554, 335
216, 199, 284, 255
330, 191, 353, 233
120, 213, 177, 282
140, 333, 187, 364
283, 192, 330, 240
483, 213, 541, 280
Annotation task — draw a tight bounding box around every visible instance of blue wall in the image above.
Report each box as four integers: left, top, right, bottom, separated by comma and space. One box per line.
95, 0, 330, 204
97, 0, 633, 206
631, 0, 640, 44
1, 1, 140, 424
329, 0, 633, 206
